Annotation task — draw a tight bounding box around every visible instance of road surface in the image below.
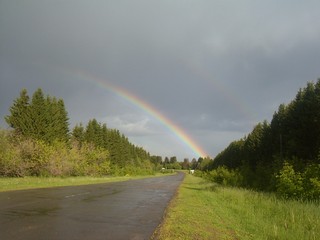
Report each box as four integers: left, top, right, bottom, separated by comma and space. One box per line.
0, 172, 184, 240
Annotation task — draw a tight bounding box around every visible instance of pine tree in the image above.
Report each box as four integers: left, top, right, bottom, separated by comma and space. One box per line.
72, 123, 85, 147
6, 88, 70, 144
85, 119, 102, 146
5, 89, 31, 136
56, 99, 69, 142
42, 95, 69, 143
101, 123, 109, 149
29, 88, 47, 140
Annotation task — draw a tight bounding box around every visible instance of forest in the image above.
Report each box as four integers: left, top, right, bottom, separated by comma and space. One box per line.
0, 88, 188, 177
204, 79, 320, 201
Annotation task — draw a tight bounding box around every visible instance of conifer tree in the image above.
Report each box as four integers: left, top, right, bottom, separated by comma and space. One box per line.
29, 88, 47, 140
6, 88, 70, 143
85, 119, 102, 146
44, 96, 69, 143
101, 123, 109, 149
5, 88, 31, 136
56, 99, 69, 142
72, 123, 85, 147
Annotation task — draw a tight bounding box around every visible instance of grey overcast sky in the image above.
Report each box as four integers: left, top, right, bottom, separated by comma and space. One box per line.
1, 0, 320, 160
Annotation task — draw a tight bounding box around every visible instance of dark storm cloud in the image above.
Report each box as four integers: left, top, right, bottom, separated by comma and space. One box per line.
1, 0, 320, 158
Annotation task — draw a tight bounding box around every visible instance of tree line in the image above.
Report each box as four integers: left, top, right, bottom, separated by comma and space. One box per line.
206, 80, 320, 200
71, 119, 153, 174
1, 88, 157, 177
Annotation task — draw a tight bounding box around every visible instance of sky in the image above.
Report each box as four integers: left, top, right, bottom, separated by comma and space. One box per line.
1, 0, 320, 160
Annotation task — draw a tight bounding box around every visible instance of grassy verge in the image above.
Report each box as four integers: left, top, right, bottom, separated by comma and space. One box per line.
0, 172, 173, 192
155, 174, 319, 240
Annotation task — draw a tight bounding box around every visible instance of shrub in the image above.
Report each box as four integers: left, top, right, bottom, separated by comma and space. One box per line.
276, 162, 304, 199
69, 142, 110, 176
0, 131, 27, 177
276, 162, 320, 201
0, 132, 111, 177
302, 164, 320, 200
26, 140, 53, 176
44, 141, 73, 176
208, 166, 242, 187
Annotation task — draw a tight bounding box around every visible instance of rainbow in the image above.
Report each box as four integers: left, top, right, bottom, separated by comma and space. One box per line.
65, 68, 208, 158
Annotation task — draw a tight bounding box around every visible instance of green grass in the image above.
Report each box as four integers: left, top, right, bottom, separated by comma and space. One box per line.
0, 173, 172, 192
155, 174, 320, 240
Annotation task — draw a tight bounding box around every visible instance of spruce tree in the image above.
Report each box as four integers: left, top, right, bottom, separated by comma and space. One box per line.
85, 119, 102, 146
5, 88, 31, 136
101, 123, 109, 149
6, 88, 70, 144
42, 95, 69, 143
72, 123, 85, 146
56, 99, 69, 142
29, 88, 47, 140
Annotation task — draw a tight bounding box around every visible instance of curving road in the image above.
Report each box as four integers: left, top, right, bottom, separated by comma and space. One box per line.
0, 172, 184, 240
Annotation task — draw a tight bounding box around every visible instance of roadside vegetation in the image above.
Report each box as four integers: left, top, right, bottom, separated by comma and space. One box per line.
156, 174, 319, 240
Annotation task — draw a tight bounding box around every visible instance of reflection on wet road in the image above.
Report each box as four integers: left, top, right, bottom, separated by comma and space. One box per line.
0, 172, 184, 240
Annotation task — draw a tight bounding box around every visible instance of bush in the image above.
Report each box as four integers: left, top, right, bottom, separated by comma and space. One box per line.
0, 131, 27, 177
44, 141, 73, 176
69, 142, 110, 176
0, 133, 36, 176
275, 162, 320, 200
276, 162, 303, 199
0, 130, 156, 178
207, 166, 242, 187
0, 132, 111, 177
24, 139, 53, 176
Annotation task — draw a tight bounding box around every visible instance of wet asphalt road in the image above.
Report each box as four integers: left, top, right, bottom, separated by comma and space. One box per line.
0, 172, 184, 240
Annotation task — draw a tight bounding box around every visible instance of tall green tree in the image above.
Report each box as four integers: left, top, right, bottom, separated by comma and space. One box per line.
6, 88, 70, 144
29, 88, 47, 140
44, 97, 69, 143
85, 119, 102, 146
55, 99, 69, 142
5, 89, 31, 136
72, 123, 85, 147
